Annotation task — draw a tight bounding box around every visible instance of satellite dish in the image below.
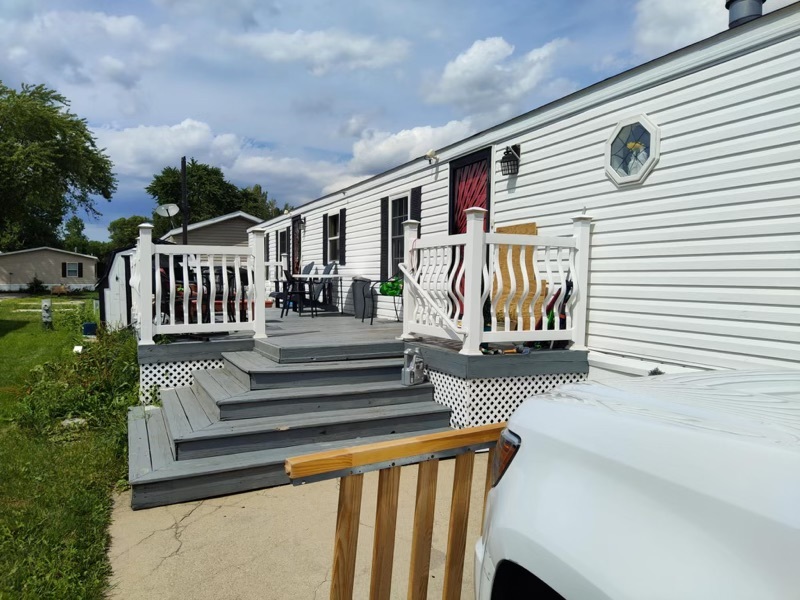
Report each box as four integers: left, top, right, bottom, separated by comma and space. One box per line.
155, 203, 180, 218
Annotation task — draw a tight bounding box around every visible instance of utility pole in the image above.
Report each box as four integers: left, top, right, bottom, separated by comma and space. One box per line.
181, 156, 189, 244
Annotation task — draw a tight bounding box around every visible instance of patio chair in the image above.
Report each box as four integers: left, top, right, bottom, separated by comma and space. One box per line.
278, 269, 318, 318
311, 261, 337, 307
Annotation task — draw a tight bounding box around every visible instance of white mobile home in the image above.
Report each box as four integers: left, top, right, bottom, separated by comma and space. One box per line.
256, 3, 800, 377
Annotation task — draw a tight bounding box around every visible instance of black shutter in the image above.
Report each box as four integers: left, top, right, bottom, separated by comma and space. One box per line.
61, 262, 67, 277
275, 232, 279, 262
285, 226, 291, 269
380, 197, 389, 281
78, 263, 83, 278
339, 208, 346, 266
322, 214, 328, 265
265, 233, 270, 261
410, 186, 422, 236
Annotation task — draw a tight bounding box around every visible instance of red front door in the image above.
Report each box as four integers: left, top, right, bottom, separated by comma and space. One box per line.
450, 149, 490, 234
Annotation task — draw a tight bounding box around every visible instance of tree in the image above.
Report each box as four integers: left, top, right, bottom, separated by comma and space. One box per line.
108, 215, 149, 248
146, 159, 291, 237
239, 184, 292, 221
0, 82, 116, 251
146, 159, 241, 237
61, 215, 89, 254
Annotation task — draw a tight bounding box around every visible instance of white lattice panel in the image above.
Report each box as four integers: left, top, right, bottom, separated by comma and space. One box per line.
426, 369, 587, 428
139, 359, 224, 403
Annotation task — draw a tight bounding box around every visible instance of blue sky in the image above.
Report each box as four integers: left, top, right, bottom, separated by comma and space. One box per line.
1, 0, 796, 241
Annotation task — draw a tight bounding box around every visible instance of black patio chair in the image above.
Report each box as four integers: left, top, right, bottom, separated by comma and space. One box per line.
278, 269, 317, 318
311, 261, 337, 307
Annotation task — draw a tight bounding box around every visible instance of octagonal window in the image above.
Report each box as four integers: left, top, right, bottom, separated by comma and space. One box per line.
605, 115, 660, 186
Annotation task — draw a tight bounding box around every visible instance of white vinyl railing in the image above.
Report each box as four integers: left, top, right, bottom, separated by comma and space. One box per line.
401, 208, 592, 355
132, 224, 274, 344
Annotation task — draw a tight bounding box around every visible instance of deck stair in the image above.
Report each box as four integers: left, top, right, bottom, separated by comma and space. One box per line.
128, 347, 450, 509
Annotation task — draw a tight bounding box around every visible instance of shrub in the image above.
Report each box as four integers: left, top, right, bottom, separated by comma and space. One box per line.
26, 276, 46, 294
16, 326, 140, 453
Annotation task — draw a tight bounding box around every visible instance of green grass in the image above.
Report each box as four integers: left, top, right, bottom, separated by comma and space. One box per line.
0, 294, 139, 599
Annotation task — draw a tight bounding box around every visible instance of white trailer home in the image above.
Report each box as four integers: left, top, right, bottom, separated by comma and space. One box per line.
255, 2, 800, 378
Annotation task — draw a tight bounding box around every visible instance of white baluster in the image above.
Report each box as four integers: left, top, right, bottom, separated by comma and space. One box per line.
138, 223, 154, 345
460, 207, 487, 355
400, 219, 419, 340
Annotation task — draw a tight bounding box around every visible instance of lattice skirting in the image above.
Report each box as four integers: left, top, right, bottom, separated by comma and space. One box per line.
426, 369, 587, 428
139, 359, 224, 403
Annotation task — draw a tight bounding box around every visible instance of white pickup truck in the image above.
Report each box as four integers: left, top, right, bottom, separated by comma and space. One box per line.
475, 371, 800, 600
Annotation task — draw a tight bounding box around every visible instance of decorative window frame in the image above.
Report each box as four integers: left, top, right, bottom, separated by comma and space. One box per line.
604, 114, 661, 187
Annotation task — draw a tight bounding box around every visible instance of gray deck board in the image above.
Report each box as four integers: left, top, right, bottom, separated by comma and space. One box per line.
130, 427, 451, 509
186, 401, 450, 439
128, 406, 151, 480
224, 352, 401, 374
146, 408, 175, 469
217, 381, 434, 420
206, 368, 247, 397
160, 389, 192, 445
187, 371, 219, 423
177, 385, 213, 429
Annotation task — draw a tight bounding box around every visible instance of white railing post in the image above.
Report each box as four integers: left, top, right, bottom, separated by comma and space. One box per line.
138, 223, 155, 345
571, 215, 593, 349
460, 208, 488, 356
251, 229, 267, 339
400, 219, 420, 340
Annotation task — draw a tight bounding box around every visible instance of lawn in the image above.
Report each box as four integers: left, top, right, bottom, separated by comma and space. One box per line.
0, 294, 138, 599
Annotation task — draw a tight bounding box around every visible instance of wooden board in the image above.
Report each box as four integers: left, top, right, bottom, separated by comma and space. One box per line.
494, 222, 542, 330
407, 459, 439, 600
285, 422, 505, 480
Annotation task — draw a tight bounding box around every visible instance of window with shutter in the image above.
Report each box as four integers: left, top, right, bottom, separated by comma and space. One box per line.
390, 196, 408, 276
66, 262, 79, 277
327, 213, 340, 262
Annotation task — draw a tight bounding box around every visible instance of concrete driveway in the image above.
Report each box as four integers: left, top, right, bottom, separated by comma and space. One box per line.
109, 453, 488, 599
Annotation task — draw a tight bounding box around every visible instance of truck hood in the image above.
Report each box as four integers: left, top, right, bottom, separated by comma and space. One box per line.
509, 370, 800, 528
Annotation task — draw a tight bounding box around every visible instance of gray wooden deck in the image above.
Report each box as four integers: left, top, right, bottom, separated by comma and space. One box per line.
257, 313, 404, 363
128, 314, 451, 509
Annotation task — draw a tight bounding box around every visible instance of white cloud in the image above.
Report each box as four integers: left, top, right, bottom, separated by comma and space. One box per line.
151, 0, 277, 27
633, 0, 798, 59
0, 11, 180, 90
92, 115, 478, 206
425, 37, 566, 118
349, 119, 475, 174
93, 119, 243, 178
224, 29, 410, 75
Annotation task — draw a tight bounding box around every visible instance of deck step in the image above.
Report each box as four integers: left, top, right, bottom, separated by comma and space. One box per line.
254, 336, 404, 364
222, 351, 402, 390
193, 374, 435, 420
169, 390, 451, 460
129, 406, 450, 509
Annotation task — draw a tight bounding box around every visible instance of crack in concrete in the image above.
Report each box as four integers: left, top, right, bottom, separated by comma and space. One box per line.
313, 567, 331, 600
145, 501, 219, 576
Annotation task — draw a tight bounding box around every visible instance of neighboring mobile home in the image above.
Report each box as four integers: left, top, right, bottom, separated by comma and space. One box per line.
0, 247, 98, 291
162, 211, 263, 246
256, 2, 800, 377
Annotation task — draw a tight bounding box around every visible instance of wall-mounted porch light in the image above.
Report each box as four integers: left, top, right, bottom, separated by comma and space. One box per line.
299, 216, 307, 231
499, 145, 521, 176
